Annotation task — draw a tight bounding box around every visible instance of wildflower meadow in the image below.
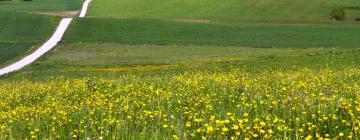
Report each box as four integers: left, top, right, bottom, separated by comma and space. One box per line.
1, 68, 360, 139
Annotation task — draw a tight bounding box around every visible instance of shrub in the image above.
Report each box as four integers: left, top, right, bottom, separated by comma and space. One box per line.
330, 8, 346, 21
355, 18, 360, 21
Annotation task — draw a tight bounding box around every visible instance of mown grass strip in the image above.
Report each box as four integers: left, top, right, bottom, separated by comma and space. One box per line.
64, 18, 360, 48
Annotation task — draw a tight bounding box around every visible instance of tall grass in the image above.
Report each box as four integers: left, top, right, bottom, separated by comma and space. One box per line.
1, 67, 360, 139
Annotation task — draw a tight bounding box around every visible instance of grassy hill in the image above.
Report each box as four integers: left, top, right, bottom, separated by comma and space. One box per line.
0, 0, 82, 12
2, 0, 360, 139
88, 0, 360, 22
63, 18, 360, 48
0, 11, 58, 65
0, 0, 82, 66
3, 0, 359, 78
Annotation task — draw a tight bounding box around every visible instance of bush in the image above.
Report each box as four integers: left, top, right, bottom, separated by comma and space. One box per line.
355, 18, 360, 21
330, 8, 346, 21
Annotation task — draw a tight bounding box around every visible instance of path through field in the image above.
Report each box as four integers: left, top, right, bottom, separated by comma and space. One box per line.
0, 0, 92, 77
79, 0, 92, 18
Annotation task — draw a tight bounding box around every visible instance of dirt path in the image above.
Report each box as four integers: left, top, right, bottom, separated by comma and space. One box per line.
0, 0, 92, 77
35, 11, 79, 18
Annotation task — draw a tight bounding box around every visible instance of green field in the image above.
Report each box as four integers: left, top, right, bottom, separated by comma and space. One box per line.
0, 0, 82, 12
4, 43, 360, 80
3, 42, 360, 138
63, 18, 360, 48
88, 0, 360, 22
2, 0, 360, 139
0, 11, 58, 66
0, 43, 34, 65
0, 0, 82, 67
0, 11, 58, 42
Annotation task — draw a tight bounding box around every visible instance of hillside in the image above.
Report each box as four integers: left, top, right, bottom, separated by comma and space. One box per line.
88, 0, 360, 22
0, 11, 57, 65
0, 0, 82, 66
1, 0, 360, 139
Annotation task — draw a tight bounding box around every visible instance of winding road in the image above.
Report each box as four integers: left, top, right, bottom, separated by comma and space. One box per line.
0, 0, 92, 77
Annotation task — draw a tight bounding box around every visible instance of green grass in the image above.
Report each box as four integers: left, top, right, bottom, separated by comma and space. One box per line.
0, 11, 58, 65
0, 0, 82, 66
0, 42, 34, 66
0, 11, 58, 42
2, 67, 360, 139
1, 0, 360, 139
37, 43, 334, 66
3, 43, 360, 81
0, 0, 82, 12
2, 1, 360, 139
88, 0, 360, 22
64, 18, 360, 48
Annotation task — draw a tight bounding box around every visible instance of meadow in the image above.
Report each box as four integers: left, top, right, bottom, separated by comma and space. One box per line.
2, 66, 360, 139
5, 43, 360, 81
1, 0, 360, 139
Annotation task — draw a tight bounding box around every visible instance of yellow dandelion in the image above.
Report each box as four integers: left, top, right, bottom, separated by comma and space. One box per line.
222, 127, 229, 132
186, 122, 192, 128
260, 121, 266, 127
207, 126, 214, 133
305, 135, 313, 140
339, 132, 344, 137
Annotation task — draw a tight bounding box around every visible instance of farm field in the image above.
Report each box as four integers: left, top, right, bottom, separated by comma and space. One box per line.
1, 0, 360, 139
0, 0, 81, 12
0, 11, 57, 66
0, 0, 82, 67
0, 43, 34, 66
63, 18, 360, 48
88, 0, 360, 22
